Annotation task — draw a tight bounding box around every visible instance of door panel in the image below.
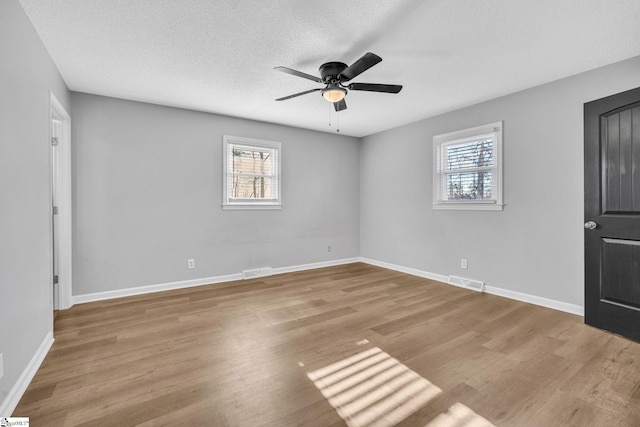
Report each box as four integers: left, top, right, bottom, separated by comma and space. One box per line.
585, 87, 640, 342
603, 107, 640, 213
600, 238, 640, 308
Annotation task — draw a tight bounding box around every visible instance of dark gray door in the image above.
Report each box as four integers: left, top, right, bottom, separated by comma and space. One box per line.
584, 86, 640, 342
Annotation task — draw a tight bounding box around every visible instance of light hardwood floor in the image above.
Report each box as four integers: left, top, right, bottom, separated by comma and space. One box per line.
14, 263, 640, 426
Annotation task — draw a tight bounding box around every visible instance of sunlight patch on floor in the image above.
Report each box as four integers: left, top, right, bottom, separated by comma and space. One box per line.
307, 347, 442, 427
425, 402, 495, 427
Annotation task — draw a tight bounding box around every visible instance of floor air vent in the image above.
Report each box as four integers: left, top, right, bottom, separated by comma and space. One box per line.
448, 275, 484, 292
242, 267, 273, 280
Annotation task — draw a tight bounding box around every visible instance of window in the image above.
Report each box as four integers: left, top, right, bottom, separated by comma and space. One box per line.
223, 135, 281, 210
433, 122, 503, 210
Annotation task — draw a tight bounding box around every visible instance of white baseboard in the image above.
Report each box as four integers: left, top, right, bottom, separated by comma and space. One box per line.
73, 256, 584, 315
359, 257, 584, 316
360, 257, 450, 283
0, 331, 54, 416
72, 273, 243, 305
72, 257, 361, 305
483, 285, 584, 316
272, 257, 360, 275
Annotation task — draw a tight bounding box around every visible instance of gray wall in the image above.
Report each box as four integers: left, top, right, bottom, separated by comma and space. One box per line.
71, 93, 360, 296
0, 0, 70, 407
360, 56, 640, 307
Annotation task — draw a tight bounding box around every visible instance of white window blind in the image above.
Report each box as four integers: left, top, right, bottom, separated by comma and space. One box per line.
223, 135, 281, 209
433, 122, 503, 210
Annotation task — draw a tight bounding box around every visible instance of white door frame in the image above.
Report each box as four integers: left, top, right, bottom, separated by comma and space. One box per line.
50, 92, 73, 310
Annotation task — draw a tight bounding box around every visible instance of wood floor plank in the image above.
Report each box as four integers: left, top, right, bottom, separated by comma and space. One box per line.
13, 262, 640, 426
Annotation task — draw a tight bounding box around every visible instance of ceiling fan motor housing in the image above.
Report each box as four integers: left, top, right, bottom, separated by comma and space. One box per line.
319, 62, 348, 82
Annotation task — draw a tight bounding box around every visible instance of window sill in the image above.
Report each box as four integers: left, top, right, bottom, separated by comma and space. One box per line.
222, 204, 282, 211
433, 203, 503, 211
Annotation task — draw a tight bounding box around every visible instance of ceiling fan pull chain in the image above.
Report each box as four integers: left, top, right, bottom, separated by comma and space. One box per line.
336, 109, 340, 133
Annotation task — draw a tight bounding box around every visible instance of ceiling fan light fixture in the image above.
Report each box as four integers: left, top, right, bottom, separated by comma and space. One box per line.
322, 86, 347, 103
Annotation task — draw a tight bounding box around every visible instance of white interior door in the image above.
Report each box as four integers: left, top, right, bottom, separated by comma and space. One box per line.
50, 93, 72, 310
51, 118, 61, 309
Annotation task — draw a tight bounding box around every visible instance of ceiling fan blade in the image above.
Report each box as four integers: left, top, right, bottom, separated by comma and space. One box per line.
339, 52, 382, 82
348, 83, 403, 93
274, 66, 323, 83
275, 88, 322, 101
334, 99, 347, 112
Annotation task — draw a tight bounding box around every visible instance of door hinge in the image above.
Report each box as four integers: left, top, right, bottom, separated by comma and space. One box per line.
53, 275, 59, 285
53, 206, 59, 215
51, 137, 58, 146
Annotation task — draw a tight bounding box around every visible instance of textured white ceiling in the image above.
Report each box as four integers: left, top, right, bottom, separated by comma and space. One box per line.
18, 0, 640, 137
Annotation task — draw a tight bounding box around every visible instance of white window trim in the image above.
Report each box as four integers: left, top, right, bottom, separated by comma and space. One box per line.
433, 121, 503, 211
222, 135, 282, 210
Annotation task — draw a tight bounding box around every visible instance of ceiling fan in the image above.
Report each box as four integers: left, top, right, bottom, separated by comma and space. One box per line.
274, 52, 402, 111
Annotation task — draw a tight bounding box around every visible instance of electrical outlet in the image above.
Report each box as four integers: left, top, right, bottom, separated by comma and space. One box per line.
0, 353, 4, 379
461, 258, 468, 269
187, 259, 195, 269
328, 245, 332, 252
